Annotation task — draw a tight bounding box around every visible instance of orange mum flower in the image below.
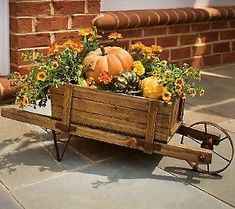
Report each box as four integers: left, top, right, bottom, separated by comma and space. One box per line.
37, 71, 47, 81
108, 32, 123, 40
151, 44, 163, 53
130, 41, 145, 52
48, 43, 59, 57
98, 72, 113, 85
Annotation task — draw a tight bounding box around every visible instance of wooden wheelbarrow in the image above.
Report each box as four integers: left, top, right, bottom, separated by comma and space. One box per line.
1, 84, 234, 175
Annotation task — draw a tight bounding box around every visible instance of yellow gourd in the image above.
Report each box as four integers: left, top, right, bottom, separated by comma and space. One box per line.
140, 76, 165, 99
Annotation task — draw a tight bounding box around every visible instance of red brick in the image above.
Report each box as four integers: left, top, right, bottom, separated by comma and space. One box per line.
10, 2, 50, 16
157, 35, 178, 47
180, 34, 199, 45
232, 41, 235, 51
159, 49, 169, 60
102, 40, 130, 49
191, 23, 210, 32
87, 0, 100, 14
53, 1, 85, 15
222, 52, 235, 64
211, 21, 228, 30
132, 38, 155, 46
229, 20, 235, 28
144, 26, 167, 37
54, 32, 80, 44
72, 15, 96, 28
183, 57, 203, 68
10, 64, 29, 75
213, 42, 230, 53
10, 49, 26, 66
220, 30, 235, 40
36, 16, 68, 32
10, 17, 32, 33
13, 34, 51, 49
168, 24, 190, 34
118, 29, 143, 38
203, 54, 221, 66
171, 47, 191, 60
201, 32, 219, 43
192, 44, 211, 56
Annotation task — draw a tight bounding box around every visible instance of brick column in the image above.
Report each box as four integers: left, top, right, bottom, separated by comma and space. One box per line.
10, 0, 100, 74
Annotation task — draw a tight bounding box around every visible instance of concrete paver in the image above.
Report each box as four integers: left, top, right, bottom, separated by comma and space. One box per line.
0, 64, 235, 209
0, 183, 23, 209
12, 152, 233, 209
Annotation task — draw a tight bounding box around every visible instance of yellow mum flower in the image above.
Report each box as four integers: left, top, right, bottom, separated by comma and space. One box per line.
20, 74, 27, 81
37, 71, 47, 81
78, 28, 92, 36
108, 32, 123, 40
22, 96, 29, 107
175, 78, 185, 86
133, 61, 145, 76
189, 87, 197, 97
175, 84, 183, 92
164, 70, 172, 77
52, 61, 59, 69
162, 90, 172, 102
199, 89, 205, 96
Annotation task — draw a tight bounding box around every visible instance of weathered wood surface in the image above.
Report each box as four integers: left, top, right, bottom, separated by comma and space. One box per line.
144, 100, 158, 152
51, 85, 183, 143
1, 107, 212, 164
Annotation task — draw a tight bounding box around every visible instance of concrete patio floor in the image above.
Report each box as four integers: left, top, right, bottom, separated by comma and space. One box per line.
0, 64, 235, 209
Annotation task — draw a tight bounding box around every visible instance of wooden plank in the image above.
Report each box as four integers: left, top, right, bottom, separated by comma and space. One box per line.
50, 85, 174, 115
62, 84, 73, 126
1, 108, 61, 130
51, 94, 148, 124
0, 108, 138, 147
177, 124, 220, 143
52, 106, 146, 137
52, 104, 171, 129
154, 142, 212, 164
144, 100, 158, 152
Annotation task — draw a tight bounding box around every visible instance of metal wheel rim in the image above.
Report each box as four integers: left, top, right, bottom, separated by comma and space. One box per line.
181, 121, 234, 175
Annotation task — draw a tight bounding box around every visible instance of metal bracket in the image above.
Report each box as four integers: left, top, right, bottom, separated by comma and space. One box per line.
55, 122, 76, 133
52, 130, 72, 161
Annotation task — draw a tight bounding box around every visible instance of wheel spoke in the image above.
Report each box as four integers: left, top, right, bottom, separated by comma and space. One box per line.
213, 150, 231, 162
219, 136, 228, 143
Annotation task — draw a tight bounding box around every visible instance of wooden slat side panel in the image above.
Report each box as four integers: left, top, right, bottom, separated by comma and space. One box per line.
51, 94, 148, 124
51, 85, 174, 115
52, 106, 146, 137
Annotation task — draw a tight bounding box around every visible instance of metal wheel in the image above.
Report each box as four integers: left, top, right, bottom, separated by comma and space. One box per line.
181, 121, 234, 175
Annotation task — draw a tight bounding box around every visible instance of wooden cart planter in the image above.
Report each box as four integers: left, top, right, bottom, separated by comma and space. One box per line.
1, 84, 234, 175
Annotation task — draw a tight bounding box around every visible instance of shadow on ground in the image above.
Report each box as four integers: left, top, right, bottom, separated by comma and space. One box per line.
0, 130, 223, 187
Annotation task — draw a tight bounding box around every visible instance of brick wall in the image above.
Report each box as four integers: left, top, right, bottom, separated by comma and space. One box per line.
94, 7, 235, 68
10, 0, 100, 74
10, 4, 235, 73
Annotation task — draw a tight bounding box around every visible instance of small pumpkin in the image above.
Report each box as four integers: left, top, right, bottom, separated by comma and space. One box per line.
140, 76, 165, 99
83, 46, 133, 83
113, 71, 140, 93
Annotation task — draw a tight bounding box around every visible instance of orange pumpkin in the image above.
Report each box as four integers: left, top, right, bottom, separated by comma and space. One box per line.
83, 46, 133, 83
140, 76, 165, 99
